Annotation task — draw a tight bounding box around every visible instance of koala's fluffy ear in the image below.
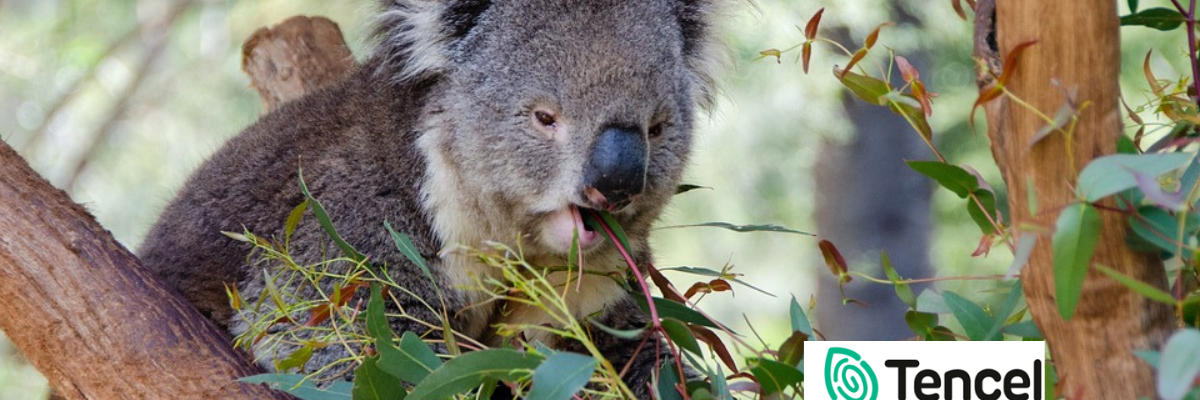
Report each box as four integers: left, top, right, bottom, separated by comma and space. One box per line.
374, 0, 491, 81
677, 0, 730, 111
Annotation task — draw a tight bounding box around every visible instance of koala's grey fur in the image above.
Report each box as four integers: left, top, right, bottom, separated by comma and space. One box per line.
138, 0, 724, 397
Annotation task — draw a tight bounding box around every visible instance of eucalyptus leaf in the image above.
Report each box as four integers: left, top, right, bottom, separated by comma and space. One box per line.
658, 222, 813, 235
1052, 203, 1102, 320
880, 251, 916, 309
241, 374, 353, 400
528, 352, 597, 400
1121, 7, 1186, 31
407, 349, 542, 400
789, 295, 814, 337
906, 161, 978, 197
353, 356, 407, 400
1077, 153, 1193, 202
749, 358, 804, 395
661, 318, 703, 356
1157, 329, 1200, 400
943, 291, 993, 341
634, 296, 721, 329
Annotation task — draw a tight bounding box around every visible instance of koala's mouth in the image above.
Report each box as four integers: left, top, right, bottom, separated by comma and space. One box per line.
540, 205, 603, 254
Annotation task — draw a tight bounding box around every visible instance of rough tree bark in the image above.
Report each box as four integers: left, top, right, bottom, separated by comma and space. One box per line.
0, 16, 352, 399
242, 15, 355, 112
976, 1, 1176, 398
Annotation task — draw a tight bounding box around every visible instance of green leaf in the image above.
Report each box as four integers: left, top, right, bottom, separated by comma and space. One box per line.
889, 99, 934, 141
656, 363, 685, 400
1002, 320, 1043, 339
1127, 0, 1139, 13
1158, 329, 1200, 400
749, 358, 804, 394
880, 252, 916, 309
586, 318, 647, 339
1121, 7, 1186, 31
367, 284, 442, 384
353, 356, 407, 400
241, 374, 353, 400
284, 199, 309, 245
407, 349, 542, 400
583, 211, 630, 250
1052, 203, 1102, 320
1094, 264, 1177, 304
384, 222, 436, 284
789, 296, 814, 337
658, 222, 814, 236
836, 68, 890, 106
634, 296, 721, 329
967, 189, 999, 234
658, 266, 775, 297
1077, 153, 1193, 202
905, 310, 938, 337
777, 331, 806, 366
528, 352, 597, 400
943, 291, 993, 341
661, 318, 703, 356
1117, 135, 1139, 154
1129, 206, 1200, 257
983, 281, 1024, 341
1138, 350, 1162, 368
276, 345, 314, 372
298, 170, 366, 264
916, 290, 950, 314
906, 161, 978, 197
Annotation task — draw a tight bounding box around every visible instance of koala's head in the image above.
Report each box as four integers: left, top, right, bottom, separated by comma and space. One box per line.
376, 0, 724, 257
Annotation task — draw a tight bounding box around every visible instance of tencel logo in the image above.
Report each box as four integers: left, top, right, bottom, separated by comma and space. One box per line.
823, 347, 878, 400
805, 341, 1045, 400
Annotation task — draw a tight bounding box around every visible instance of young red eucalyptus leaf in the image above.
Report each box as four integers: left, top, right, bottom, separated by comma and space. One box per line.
971, 234, 995, 257
818, 239, 851, 283
840, 48, 870, 79
837, 23, 893, 79
648, 263, 689, 303
952, 0, 969, 19
864, 22, 892, 49
690, 325, 739, 373
896, 55, 920, 82
804, 8, 824, 40
972, 40, 1038, 128
896, 56, 934, 117
802, 42, 812, 74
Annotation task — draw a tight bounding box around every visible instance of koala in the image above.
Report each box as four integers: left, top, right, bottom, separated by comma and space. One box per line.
137, 0, 724, 398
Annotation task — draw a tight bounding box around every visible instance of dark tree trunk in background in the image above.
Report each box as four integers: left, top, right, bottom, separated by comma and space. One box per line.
814, 8, 934, 340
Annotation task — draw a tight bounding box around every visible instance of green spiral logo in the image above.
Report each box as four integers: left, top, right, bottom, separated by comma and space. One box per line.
823, 347, 878, 400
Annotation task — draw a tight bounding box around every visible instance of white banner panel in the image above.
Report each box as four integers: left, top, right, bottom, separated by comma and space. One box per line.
803, 341, 1045, 400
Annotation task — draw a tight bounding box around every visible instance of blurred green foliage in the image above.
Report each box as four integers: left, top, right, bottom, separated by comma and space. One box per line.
0, 0, 1189, 398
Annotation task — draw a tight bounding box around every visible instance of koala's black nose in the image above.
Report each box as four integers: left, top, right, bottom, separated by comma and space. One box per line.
583, 126, 648, 210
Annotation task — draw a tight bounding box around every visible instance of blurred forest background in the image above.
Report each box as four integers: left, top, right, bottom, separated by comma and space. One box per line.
0, 0, 1186, 398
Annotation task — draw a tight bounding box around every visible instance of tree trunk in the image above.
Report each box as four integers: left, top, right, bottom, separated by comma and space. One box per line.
0, 142, 288, 400
978, 1, 1176, 398
0, 15, 352, 400
815, 6, 934, 341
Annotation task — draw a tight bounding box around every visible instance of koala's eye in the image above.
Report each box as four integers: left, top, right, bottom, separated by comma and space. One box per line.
533, 110, 558, 129
648, 123, 665, 139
